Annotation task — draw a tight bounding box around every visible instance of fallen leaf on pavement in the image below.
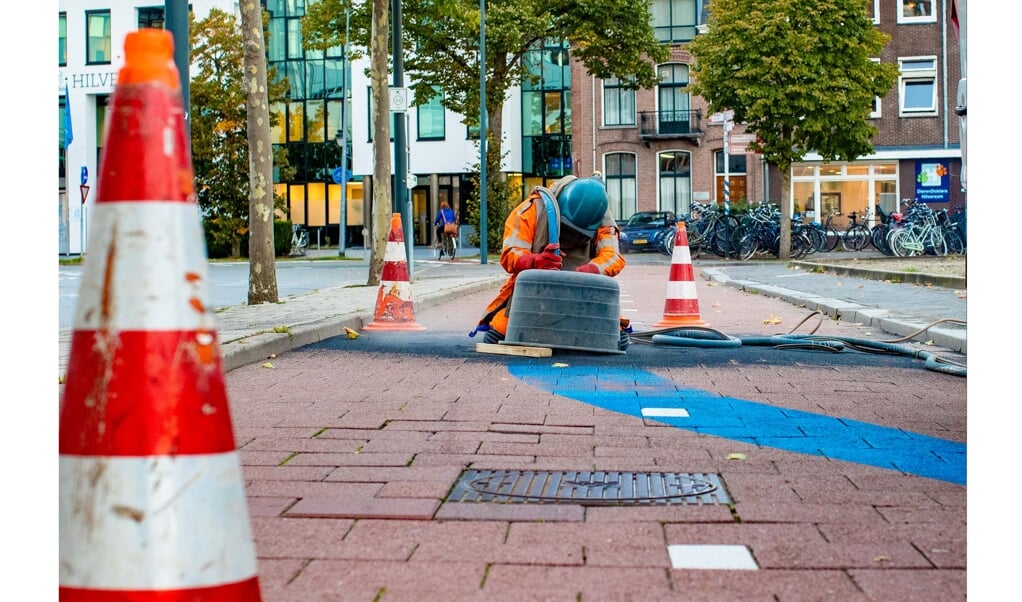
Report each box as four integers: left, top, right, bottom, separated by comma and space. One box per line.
261, 362, 274, 369
726, 453, 746, 460
763, 316, 782, 325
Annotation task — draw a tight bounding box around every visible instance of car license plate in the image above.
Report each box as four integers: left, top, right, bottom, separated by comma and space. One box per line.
633, 239, 647, 245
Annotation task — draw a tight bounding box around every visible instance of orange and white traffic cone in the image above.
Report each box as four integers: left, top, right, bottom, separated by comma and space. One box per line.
363, 212, 427, 331
59, 30, 262, 601
654, 222, 709, 328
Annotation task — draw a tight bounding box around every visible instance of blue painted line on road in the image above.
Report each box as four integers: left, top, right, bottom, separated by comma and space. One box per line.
508, 364, 965, 486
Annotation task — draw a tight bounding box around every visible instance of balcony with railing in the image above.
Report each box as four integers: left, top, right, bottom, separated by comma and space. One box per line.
638, 109, 704, 144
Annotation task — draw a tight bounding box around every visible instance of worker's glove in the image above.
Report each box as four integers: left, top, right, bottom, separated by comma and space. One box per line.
575, 263, 599, 274
515, 243, 562, 272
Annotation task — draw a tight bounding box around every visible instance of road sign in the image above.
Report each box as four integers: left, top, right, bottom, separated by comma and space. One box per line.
80, 184, 90, 206
708, 110, 734, 124
729, 133, 756, 154
390, 87, 409, 113
332, 167, 351, 184
81, 166, 88, 186
406, 173, 418, 189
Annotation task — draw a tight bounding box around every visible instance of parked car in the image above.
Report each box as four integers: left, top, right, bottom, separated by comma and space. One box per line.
617, 211, 678, 253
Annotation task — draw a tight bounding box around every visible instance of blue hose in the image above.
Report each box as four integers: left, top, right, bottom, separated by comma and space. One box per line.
638, 328, 966, 377
537, 188, 560, 254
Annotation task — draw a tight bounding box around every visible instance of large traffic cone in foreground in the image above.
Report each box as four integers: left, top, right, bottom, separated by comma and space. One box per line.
363, 212, 427, 331
654, 223, 709, 328
59, 30, 262, 600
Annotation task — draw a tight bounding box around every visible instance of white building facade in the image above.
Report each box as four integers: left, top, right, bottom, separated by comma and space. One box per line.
59, 0, 237, 254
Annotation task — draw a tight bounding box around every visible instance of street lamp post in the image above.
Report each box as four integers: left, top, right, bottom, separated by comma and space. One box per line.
335, 9, 350, 257
335, 129, 347, 256
479, 0, 488, 264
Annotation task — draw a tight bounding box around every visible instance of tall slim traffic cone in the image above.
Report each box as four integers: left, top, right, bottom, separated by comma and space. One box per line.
363, 212, 427, 331
59, 30, 262, 600
654, 222, 709, 328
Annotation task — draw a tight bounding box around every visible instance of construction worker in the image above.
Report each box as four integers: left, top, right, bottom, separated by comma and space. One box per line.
474, 173, 629, 348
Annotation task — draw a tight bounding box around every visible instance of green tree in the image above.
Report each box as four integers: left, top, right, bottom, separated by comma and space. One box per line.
303, 0, 668, 254
190, 8, 293, 261
688, 0, 897, 259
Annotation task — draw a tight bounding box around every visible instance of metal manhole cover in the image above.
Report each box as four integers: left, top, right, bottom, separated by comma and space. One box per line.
446, 470, 731, 506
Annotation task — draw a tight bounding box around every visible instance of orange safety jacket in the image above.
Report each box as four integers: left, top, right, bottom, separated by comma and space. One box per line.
477, 187, 626, 336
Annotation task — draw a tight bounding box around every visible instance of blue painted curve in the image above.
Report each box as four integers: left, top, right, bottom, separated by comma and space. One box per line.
508, 364, 965, 486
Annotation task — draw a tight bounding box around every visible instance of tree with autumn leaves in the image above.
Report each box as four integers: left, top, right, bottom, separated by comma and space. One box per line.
189, 7, 294, 268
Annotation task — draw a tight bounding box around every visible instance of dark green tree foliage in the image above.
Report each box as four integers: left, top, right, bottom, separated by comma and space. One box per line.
688, 0, 897, 258
190, 9, 292, 258
303, 0, 668, 253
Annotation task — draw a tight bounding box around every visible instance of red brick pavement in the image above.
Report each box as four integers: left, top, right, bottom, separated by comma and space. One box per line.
225, 264, 967, 601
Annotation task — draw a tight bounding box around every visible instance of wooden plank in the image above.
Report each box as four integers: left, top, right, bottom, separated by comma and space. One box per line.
475, 342, 553, 357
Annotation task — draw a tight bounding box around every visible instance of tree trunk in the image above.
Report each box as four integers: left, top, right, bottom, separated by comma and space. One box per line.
778, 172, 792, 260
367, 0, 392, 287
240, 0, 279, 304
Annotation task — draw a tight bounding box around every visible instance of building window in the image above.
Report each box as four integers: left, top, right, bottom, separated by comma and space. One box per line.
898, 57, 937, 115
366, 88, 395, 142
603, 77, 635, 127
658, 150, 691, 215
650, 0, 699, 44
417, 88, 445, 140
898, 1, 936, 24
869, 0, 879, 24
138, 6, 165, 29
870, 58, 882, 118
521, 39, 572, 178
86, 10, 112, 65
605, 153, 637, 220
714, 151, 747, 205
59, 13, 67, 66
59, 99, 68, 180
657, 63, 691, 134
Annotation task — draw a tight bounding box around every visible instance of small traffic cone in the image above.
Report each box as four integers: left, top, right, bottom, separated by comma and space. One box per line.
59, 30, 262, 600
654, 222, 709, 328
362, 212, 426, 331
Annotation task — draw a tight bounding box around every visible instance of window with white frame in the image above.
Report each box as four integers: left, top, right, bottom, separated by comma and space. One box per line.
870, 58, 882, 118
658, 150, 692, 215
898, 1, 936, 24
898, 57, 937, 115
650, 0, 699, 44
603, 77, 636, 126
869, 0, 879, 24
605, 153, 637, 219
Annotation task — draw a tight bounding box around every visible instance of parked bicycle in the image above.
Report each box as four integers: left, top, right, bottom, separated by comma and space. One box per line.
289, 224, 310, 256
842, 211, 872, 252
887, 203, 948, 257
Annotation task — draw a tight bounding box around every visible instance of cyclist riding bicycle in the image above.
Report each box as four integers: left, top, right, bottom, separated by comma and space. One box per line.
434, 201, 457, 256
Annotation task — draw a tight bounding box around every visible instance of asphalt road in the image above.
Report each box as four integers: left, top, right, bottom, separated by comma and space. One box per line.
58, 249, 676, 331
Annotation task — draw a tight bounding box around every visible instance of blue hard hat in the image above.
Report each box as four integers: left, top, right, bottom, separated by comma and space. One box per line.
555, 176, 609, 237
